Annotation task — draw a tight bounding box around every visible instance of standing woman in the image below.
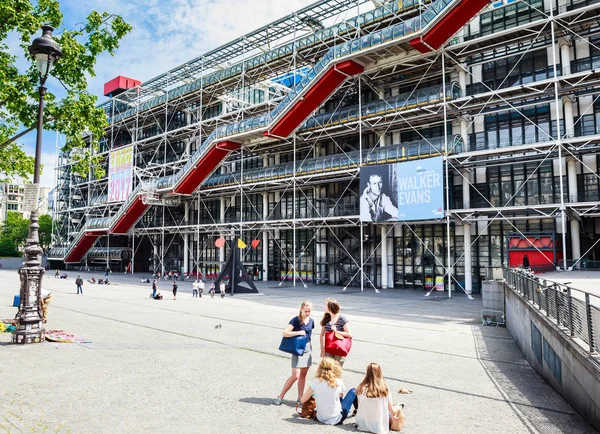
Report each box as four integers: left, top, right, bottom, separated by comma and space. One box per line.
320, 298, 352, 367
273, 301, 314, 406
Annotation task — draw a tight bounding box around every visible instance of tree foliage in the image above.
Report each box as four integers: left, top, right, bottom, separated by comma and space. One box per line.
0, 212, 53, 256
39, 213, 52, 252
0, 211, 29, 256
0, 0, 132, 181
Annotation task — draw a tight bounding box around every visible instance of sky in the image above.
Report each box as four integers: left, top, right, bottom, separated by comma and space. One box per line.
15, 0, 344, 190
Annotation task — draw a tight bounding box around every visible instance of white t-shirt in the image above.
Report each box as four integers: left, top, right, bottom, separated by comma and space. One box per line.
311, 378, 345, 425
199, 281, 205, 290
356, 392, 392, 434
192, 282, 199, 290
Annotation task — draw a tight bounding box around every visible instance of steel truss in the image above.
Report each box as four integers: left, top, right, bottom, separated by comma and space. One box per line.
51, 0, 600, 292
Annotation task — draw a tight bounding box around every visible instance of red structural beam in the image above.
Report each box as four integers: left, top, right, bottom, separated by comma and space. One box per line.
111, 197, 149, 234
64, 232, 103, 263
265, 60, 364, 138
174, 141, 241, 195
409, 0, 490, 53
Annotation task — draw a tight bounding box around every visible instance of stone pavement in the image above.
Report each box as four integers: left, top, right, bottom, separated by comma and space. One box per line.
0, 270, 596, 433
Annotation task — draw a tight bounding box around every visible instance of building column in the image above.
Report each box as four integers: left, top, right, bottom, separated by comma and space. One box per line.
183, 203, 189, 275
262, 192, 269, 281
219, 197, 226, 268
461, 169, 472, 295
563, 96, 574, 138
567, 158, 581, 266
381, 226, 388, 289
560, 37, 571, 76
458, 66, 467, 97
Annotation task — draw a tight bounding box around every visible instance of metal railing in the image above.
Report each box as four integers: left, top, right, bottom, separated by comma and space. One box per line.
504, 268, 600, 354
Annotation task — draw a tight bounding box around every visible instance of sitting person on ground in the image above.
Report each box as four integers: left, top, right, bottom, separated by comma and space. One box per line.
299, 357, 357, 425
60, 273, 68, 279
355, 362, 399, 433
87, 276, 96, 284
40, 288, 53, 324
153, 292, 163, 300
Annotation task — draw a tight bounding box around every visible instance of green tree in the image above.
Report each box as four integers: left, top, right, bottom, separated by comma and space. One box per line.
38, 213, 52, 252
0, 211, 29, 254
0, 235, 19, 257
0, 0, 132, 181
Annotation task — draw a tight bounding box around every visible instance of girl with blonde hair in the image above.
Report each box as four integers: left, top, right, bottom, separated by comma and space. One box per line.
320, 298, 352, 367
355, 363, 397, 433
273, 300, 314, 406
299, 357, 358, 425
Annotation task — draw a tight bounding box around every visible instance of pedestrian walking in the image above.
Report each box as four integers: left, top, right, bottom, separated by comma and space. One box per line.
75, 275, 84, 294
274, 301, 314, 406
151, 279, 158, 299
105, 267, 110, 276
320, 298, 352, 367
219, 281, 226, 298
55, 269, 59, 279
198, 279, 204, 298
192, 280, 199, 297
172, 280, 178, 300
209, 282, 215, 298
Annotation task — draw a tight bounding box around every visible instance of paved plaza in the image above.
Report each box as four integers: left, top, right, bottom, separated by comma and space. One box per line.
0, 270, 596, 433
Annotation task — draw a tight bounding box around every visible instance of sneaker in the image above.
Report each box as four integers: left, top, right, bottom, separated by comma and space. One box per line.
375, 289, 381, 294
273, 397, 282, 406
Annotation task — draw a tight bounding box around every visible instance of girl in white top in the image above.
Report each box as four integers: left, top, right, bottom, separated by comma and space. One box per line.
299, 357, 357, 425
355, 362, 395, 434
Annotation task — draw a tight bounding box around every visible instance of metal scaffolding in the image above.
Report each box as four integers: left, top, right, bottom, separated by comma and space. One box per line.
49, 0, 600, 294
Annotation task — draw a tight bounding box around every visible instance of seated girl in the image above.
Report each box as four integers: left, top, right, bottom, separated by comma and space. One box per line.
299, 357, 357, 425
355, 362, 397, 433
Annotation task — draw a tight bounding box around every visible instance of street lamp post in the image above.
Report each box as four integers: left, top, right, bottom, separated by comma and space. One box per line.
12, 25, 63, 345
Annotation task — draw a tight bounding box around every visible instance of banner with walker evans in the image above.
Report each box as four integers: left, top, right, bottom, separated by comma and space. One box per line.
359, 156, 444, 222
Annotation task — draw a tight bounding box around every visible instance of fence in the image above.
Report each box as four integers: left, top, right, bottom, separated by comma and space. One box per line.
504, 267, 600, 354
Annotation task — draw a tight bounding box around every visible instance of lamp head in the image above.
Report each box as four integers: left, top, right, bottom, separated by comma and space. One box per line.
28, 25, 63, 78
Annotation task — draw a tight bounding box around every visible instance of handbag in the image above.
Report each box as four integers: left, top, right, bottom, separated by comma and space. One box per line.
279, 335, 307, 356
296, 396, 316, 419
389, 404, 405, 431
324, 331, 352, 357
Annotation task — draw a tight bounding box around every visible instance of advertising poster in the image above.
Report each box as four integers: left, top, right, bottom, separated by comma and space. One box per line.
108, 146, 133, 202
360, 156, 444, 222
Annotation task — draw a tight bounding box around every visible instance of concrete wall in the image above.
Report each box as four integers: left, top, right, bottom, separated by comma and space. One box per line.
0, 256, 47, 270
505, 285, 600, 430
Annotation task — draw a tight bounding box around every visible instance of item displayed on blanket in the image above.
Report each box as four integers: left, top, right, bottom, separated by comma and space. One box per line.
45, 330, 91, 344
324, 331, 352, 356
389, 403, 405, 431
296, 396, 316, 419
278, 335, 307, 356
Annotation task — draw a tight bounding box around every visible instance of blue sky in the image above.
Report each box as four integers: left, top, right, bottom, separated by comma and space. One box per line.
15, 0, 329, 189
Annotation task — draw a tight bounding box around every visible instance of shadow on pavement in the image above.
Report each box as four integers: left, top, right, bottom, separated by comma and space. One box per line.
474, 324, 596, 433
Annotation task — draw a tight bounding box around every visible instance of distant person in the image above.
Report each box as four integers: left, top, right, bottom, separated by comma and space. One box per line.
75, 275, 83, 294
198, 279, 205, 298
192, 280, 199, 297
105, 267, 110, 276
219, 281, 226, 298
298, 357, 357, 425
55, 269, 60, 279
523, 254, 530, 269
172, 280, 178, 300
151, 279, 158, 299
360, 173, 398, 222
210, 283, 215, 298
153, 292, 163, 300
87, 277, 96, 284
